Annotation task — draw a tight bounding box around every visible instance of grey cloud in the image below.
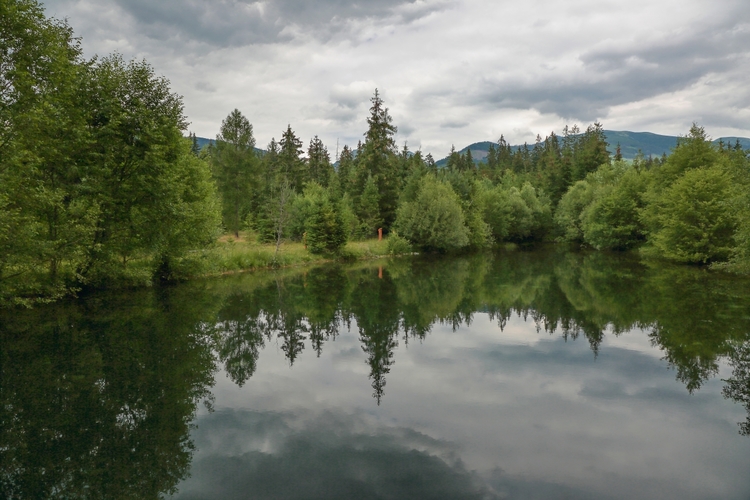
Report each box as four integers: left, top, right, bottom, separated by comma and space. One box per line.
173, 408, 622, 500
468, 13, 750, 121
174, 409, 497, 499
398, 123, 416, 136
441, 120, 468, 128
194, 81, 216, 92
109, 0, 440, 47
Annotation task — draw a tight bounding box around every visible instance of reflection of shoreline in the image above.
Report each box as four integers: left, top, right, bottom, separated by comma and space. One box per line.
210, 251, 750, 400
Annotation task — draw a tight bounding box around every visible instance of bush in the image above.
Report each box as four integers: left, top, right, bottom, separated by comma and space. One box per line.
394, 176, 469, 252
386, 232, 413, 255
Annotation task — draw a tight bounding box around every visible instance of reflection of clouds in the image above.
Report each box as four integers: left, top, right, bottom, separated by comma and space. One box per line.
195, 311, 750, 499
173, 409, 497, 499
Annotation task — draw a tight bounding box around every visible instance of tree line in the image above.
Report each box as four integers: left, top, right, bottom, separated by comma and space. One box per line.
3, 0, 750, 305
208, 103, 750, 269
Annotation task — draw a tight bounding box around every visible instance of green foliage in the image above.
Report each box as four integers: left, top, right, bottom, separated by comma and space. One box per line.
211, 109, 257, 237
306, 197, 347, 255
506, 183, 552, 242
279, 125, 306, 192
357, 89, 399, 229
394, 176, 469, 252
289, 183, 327, 240
338, 193, 361, 240
555, 180, 596, 243
358, 174, 383, 238
648, 166, 738, 263
658, 124, 719, 183
386, 232, 413, 254
307, 135, 333, 186
580, 167, 647, 250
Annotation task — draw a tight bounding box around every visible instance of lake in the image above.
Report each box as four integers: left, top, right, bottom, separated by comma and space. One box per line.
2, 248, 750, 499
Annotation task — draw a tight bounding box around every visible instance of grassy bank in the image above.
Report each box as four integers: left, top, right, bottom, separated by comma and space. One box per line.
192, 232, 391, 277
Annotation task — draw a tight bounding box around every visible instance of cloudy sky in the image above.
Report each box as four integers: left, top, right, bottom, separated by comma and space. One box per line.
40, 0, 750, 158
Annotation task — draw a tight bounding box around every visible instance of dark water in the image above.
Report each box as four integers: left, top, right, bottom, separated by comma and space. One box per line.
2, 249, 750, 499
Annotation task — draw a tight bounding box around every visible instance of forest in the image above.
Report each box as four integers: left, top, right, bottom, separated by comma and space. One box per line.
2, 0, 750, 306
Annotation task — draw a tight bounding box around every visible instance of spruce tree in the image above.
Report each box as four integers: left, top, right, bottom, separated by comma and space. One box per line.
307, 135, 332, 186
212, 109, 257, 238
279, 125, 306, 192
359, 89, 399, 229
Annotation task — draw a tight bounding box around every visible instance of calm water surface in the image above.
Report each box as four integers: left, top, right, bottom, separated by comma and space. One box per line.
2, 249, 750, 499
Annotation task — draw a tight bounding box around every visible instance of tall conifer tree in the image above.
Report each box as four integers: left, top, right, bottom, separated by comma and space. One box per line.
212, 109, 257, 237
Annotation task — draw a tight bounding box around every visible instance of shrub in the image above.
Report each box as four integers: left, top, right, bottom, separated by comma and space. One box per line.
649, 166, 738, 263
394, 176, 469, 252
386, 232, 413, 255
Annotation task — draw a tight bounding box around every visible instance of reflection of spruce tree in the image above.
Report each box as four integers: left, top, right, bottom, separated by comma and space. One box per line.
299, 266, 349, 356
271, 278, 307, 366
350, 268, 402, 404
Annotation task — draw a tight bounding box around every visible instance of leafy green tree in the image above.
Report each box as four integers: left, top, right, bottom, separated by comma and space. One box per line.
507, 183, 552, 242
337, 193, 361, 241
288, 182, 327, 240
580, 167, 647, 250
0, 0, 93, 300
395, 176, 469, 252
648, 166, 738, 263
658, 124, 719, 183
80, 55, 215, 284
476, 182, 512, 242
211, 109, 257, 238
554, 180, 596, 243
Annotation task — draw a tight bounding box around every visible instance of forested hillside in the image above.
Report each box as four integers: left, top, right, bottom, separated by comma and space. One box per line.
2, 0, 750, 306
436, 131, 750, 165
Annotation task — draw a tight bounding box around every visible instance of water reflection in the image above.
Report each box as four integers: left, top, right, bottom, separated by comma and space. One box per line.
209, 250, 750, 414
2, 249, 750, 498
0, 288, 219, 499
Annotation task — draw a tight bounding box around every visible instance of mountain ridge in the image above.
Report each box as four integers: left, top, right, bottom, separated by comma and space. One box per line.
189, 131, 750, 165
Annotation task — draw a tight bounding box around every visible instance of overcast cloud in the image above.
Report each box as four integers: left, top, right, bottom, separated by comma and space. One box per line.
41, 0, 750, 157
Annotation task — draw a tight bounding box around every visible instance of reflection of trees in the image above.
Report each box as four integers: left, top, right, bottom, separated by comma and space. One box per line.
0, 286, 218, 499
724, 341, 750, 435
213, 249, 750, 410
351, 268, 401, 404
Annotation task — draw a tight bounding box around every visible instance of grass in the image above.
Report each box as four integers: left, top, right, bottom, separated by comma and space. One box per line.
194, 231, 392, 277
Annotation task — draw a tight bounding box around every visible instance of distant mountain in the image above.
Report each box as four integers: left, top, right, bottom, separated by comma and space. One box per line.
436, 131, 750, 166
193, 136, 214, 150
189, 132, 750, 167
190, 136, 265, 155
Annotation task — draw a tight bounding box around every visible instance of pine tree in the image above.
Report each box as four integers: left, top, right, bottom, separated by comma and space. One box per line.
212, 109, 257, 237
279, 125, 306, 192
337, 145, 355, 194
358, 174, 383, 237
359, 89, 399, 229
446, 145, 460, 171
307, 135, 332, 186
